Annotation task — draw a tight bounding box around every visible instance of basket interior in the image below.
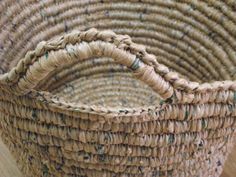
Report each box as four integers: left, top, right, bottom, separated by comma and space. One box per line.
1, 1, 236, 106
36, 57, 161, 107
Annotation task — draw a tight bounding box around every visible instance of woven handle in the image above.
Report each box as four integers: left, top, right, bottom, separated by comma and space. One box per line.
0, 28, 175, 100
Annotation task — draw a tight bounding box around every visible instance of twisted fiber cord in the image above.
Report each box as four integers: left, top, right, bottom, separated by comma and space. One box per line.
0, 28, 175, 99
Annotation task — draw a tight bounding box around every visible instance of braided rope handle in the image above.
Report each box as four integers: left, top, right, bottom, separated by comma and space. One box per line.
0, 28, 176, 100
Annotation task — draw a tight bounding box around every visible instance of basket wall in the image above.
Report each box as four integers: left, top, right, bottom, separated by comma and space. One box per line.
1, 1, 236, 177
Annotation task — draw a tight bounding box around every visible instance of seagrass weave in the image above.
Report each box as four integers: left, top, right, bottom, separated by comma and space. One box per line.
1, 0, 236, 177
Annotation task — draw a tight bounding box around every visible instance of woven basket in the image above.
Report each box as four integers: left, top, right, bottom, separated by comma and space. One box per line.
1, 0, 236, 177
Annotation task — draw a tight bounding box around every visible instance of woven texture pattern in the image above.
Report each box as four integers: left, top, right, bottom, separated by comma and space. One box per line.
1, 0, 236, 176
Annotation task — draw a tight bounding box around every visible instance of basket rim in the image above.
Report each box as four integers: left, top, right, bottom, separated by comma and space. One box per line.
0, 28, 236, 114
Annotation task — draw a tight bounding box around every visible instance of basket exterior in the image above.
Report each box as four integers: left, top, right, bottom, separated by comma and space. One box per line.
1, 1, 236, 176
0, 89, 235, 177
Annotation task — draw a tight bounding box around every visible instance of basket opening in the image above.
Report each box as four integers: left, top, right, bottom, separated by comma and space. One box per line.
36, 57, 161, 107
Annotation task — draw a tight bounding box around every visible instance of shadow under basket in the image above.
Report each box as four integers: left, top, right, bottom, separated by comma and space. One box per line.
1, 1, 236, 177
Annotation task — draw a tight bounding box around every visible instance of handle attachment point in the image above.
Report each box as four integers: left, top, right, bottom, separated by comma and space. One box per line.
130, 57, 141, 70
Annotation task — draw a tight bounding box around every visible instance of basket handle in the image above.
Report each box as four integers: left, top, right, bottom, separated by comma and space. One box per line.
0, 28, 176, 100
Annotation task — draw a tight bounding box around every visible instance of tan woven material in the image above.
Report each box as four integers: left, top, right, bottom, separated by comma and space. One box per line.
1, 0, 236, 176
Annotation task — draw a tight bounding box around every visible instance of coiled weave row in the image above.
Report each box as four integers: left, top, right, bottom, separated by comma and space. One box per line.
1, 0, 236, 176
